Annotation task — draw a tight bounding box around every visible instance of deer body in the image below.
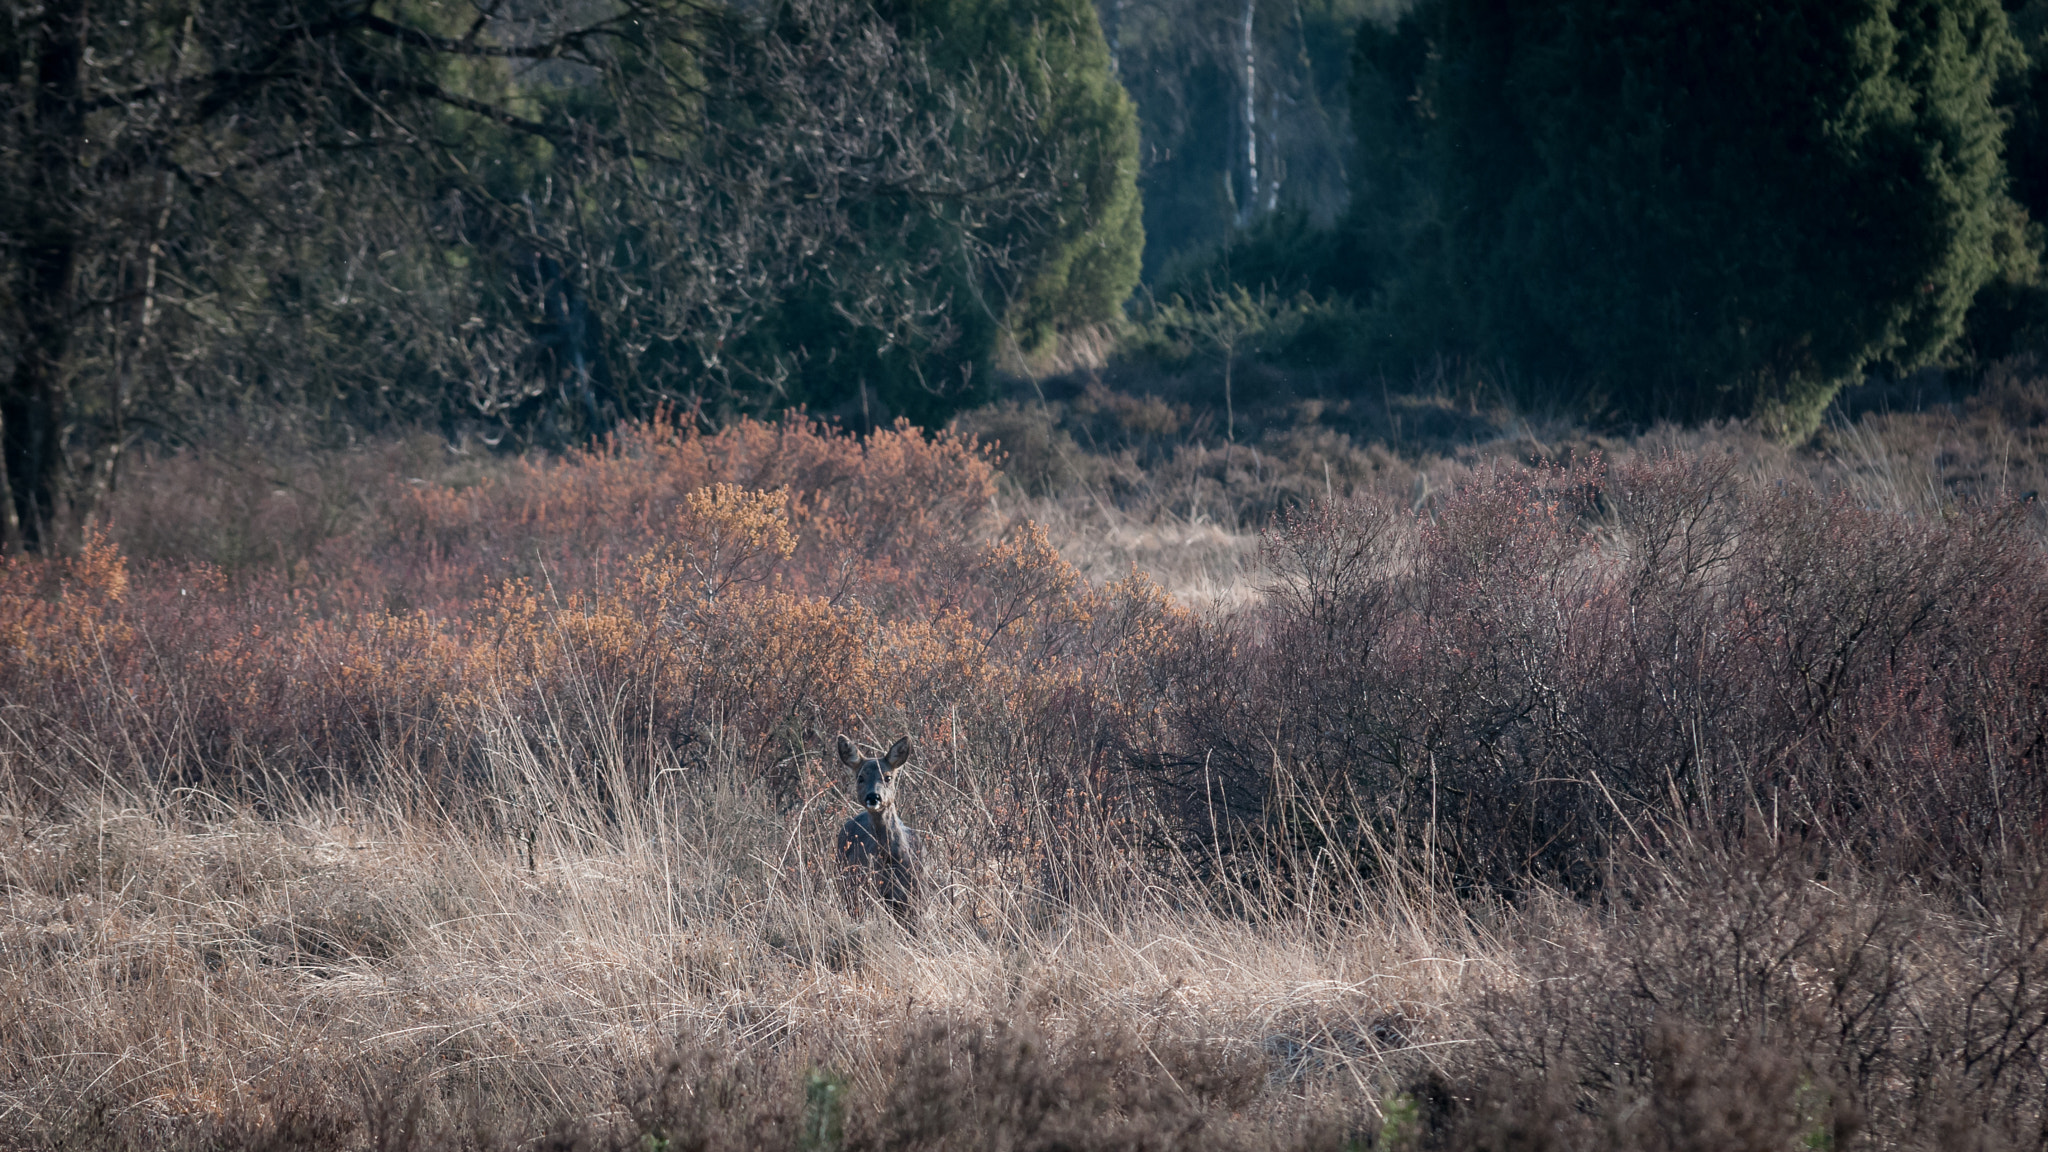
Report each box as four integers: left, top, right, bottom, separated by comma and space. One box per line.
835, 734, 922, 919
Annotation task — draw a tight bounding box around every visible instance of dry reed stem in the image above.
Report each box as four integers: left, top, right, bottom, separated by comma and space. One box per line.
0, 726, 1491, 1142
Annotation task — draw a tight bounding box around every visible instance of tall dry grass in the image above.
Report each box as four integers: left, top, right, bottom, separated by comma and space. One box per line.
0, 686, 1483, 1149
6, 397, 2048, 1148
3, 413, 1486, 1149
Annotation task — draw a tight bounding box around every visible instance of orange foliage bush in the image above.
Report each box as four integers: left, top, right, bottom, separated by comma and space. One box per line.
28, 416, 2042, 901
0, 416, 1182, 886
365, 413, 998, 610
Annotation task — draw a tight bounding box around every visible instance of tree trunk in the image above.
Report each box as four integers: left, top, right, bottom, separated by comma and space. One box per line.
4, 0, 87, 553
1236, 0, 1258, 228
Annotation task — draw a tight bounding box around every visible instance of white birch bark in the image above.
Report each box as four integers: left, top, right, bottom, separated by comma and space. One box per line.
1238, 0, 1258, 227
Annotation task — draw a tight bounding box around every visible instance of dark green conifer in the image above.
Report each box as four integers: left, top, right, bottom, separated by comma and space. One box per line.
1354, 0, 2032, 432
889, 0, 1144, 347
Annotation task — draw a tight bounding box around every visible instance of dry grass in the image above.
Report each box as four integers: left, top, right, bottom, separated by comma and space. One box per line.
9, 385, 2048, 1147
985, 361, 2048, 600
1005, 497, 1264, 614
0, 711, 1485, 1148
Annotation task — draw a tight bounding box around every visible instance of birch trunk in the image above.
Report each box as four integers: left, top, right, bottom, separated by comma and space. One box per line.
1237, 0, 1258, 227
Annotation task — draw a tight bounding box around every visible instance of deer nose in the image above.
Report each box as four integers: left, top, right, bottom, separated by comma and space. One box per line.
863, 793, 881, 807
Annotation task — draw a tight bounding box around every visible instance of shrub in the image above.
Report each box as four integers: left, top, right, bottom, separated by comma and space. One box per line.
12, 416, 2048, 1149
1153, 452, 2048, 897
0, 415, 1185, 891
1414, 847, 2047, 1150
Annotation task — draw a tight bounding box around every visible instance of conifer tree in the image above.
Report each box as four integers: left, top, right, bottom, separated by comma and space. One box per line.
699, 0, 1146, 426
1353, 0, 2032, 432
887, 0, 1144, 347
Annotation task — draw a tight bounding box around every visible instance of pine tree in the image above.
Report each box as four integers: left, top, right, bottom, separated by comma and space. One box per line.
890, 0, 1144, 347
1354, 0, 2032, 433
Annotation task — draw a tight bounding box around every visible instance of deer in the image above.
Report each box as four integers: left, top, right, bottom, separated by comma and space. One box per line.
835, 734, 922, 922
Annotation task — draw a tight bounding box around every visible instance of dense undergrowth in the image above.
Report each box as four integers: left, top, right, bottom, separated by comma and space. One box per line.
1173, 452, 2048, 896
4, 400, 2048, 1148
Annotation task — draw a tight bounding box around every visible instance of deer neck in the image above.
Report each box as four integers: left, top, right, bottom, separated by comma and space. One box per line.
866, 803, 908, 859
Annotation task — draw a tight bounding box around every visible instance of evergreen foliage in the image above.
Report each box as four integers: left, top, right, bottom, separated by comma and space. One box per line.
886, 0, 1144, 349
1351, 0, 2033, 432
735, 0, 1143, 422
1962, 0, 2048, 364
0, 0, 1110, 548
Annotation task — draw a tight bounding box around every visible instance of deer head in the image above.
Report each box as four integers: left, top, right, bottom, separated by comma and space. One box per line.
838, 733, 912, 813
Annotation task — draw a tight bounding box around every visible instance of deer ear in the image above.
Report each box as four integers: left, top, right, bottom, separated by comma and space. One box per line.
885, 735, 912, 769
835, 734, 859, 768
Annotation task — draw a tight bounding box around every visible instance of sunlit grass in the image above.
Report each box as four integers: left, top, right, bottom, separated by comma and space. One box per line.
7, 393, 2048, 1147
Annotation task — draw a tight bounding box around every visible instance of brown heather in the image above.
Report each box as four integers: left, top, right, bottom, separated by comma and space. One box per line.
3, 403, 2047, 1149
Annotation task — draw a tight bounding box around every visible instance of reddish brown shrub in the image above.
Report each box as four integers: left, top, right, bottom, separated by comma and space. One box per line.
1153, 452, 2048, 897
0, 417, 1180, 895
1411, 848, 2045, 1151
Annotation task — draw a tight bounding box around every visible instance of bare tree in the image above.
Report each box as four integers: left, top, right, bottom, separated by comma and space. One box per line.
0, 0, 1060, 551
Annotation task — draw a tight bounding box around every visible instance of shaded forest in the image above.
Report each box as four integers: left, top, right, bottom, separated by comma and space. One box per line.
19, 0, 2048, 550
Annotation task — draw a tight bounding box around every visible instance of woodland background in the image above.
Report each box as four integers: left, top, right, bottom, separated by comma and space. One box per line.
6, 2, 2048, 1150
19, 0, 2048, 549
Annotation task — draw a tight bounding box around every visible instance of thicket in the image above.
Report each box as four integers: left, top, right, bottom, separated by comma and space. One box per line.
1, 417, 1190, 898
1146, 0, 2048, 436
1162, 453, 2048, 897
5, 416, 2048, 1146
17, 417, 2043, 898
0, 0, 1138, 553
